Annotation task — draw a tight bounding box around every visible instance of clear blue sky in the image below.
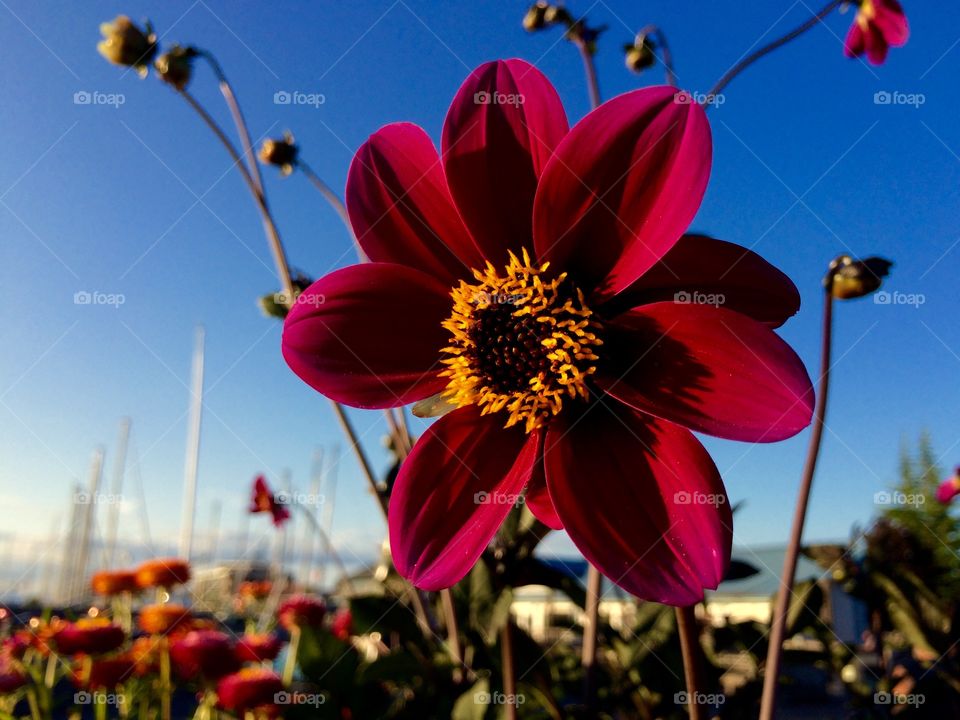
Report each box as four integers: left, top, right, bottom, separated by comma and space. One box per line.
2, 1, 958, 592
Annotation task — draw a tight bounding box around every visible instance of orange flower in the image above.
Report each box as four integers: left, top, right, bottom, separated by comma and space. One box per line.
91, 570, 140, 596
135, 558, 191, 589
238, 580, 273, 601
127, 636, 160, 676
137, 604, 191, 635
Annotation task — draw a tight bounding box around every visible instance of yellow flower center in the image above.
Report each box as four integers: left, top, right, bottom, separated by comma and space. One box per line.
857, 0, 876, 28
440, 249, 603, 433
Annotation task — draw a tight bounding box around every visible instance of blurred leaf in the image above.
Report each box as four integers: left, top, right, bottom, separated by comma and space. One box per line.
803, 544, 847, 572
350, 594, 423, 640
873, 572, 937, 655
784, 579, 823, 635
508, 557, 587, 608
297, 625, 359, 689
452, 677, 491, 720
724, 559, 761, 581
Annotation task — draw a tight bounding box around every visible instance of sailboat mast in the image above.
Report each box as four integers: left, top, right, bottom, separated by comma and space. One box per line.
178, 326, 205, 562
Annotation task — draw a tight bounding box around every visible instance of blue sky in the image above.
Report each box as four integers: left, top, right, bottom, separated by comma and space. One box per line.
2, 1, 959, 595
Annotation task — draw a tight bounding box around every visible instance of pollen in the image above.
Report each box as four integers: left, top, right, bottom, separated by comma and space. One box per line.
440, 249, 603, 433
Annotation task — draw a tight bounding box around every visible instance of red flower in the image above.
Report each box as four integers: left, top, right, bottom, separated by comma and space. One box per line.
0, 669, 26, 694
330, 608, 352, 641
277, 595, 326, 630
135, 558, 191, 589
54, 619, 125, 656
216, 668, 283, 714
282, 60, 814, 605
74, 657, 134, 690
936, 468, 960, 504
137, 604, 191, 635
170, 631, 239, 681
844, 0, 909, 65
249, 476, 291, 527
235, 633, 284, 663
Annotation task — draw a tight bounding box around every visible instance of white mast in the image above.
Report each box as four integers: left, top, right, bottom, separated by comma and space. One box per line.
178, 326, 205, 562
105, 417, 131, 568
72, 447, 104, 602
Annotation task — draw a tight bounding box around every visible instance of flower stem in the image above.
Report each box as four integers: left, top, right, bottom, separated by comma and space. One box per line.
675, 605, 705, 720
705, 0, 844, 102
282, 625, 301, 686
573, 39, 601, 110
441, 584, 465, 683
26, 689, 41, 720
581, 564, 601, 708
176, 89, 295, 302
759, 284, 834, 720
296, 160, 364, 259
638, 25, 678, 86
197, 51, 264, 195
500, 623, 517, 720
159, 637, 171, 720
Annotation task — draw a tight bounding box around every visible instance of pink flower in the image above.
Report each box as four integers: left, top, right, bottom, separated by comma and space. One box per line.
277, 595, 326, 630
282, 60, 814, 605
844, 0, 909, 65
936, 469, 960, 504
54, 619, 125, 656
235, 633, 284, 663
170, 631, 239, 681
248, 476, 291, 527
216, 669, 283, 715
330, 608, 352, 641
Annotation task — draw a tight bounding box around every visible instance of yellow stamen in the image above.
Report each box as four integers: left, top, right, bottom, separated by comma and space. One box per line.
440, 249, 603, 433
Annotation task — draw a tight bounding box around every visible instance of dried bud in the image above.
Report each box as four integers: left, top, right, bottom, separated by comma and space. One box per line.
97, 16, 157, 77
624, 35, 657, 73
567, 20, 606, 55
522, 2, 551, 31
258, 274, 312, 319
258, 132, 298, 176
825, 255, 893, 299
155, 45, 196, 91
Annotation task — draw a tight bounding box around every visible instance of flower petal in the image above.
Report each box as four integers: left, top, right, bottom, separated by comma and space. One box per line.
389, 406, 540, 590
534, 86, 711, 301
596, 302, 814, 442
524, 448, 562, 530
442, 59, 569, 265
544, 403, 731, 605
282, 263, 451, 408
875, 0, 909, 46
844, 22, 866, 59
605, 234, 800, 327
347, 122, 482, 284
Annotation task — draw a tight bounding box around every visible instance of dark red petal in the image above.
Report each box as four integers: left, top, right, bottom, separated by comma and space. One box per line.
597, 302, 814, 442
875, 0, 909, 46
844, 21, 866, 58
282, 263, 450, 409
606, 234, 800, 327
534, 86, 711, 301
544, 403, 732, 605
524, 449, 562, 530
347, 123, 482, 283
442, 59, 568, 265
389, 407, 540, 590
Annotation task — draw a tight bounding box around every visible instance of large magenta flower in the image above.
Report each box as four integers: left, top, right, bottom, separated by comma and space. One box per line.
282, 60, 814, 605
844, 0, 909, 65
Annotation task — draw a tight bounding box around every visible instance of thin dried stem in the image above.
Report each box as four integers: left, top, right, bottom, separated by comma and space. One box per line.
676, 605, 706, 720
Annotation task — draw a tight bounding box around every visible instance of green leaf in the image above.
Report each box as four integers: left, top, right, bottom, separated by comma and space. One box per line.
452, 677, 491, 720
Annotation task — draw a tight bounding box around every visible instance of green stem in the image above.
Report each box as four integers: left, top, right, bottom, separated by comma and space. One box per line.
705, 0, 844, 102
500, 623, 517, 720
676, 606, 705, 720
759, 285, 834, 720
159, 638, 172, 720
283, 625, 301, 686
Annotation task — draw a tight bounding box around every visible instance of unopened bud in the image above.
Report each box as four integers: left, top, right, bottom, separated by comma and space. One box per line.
826, 255, 893, 299
154, 45, 196, 91
624, 36, 657, 73
258, 132, 298, 176
97, 16, 157, 77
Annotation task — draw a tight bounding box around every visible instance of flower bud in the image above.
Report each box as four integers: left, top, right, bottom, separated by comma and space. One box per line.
257, 131, 298, 175
825, 255, 892, 299
97, 16, 157, 77
624, 35, 657, 73
258, 274, 312, 319
155, 44, 196, 91
522, 2, 551, 31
